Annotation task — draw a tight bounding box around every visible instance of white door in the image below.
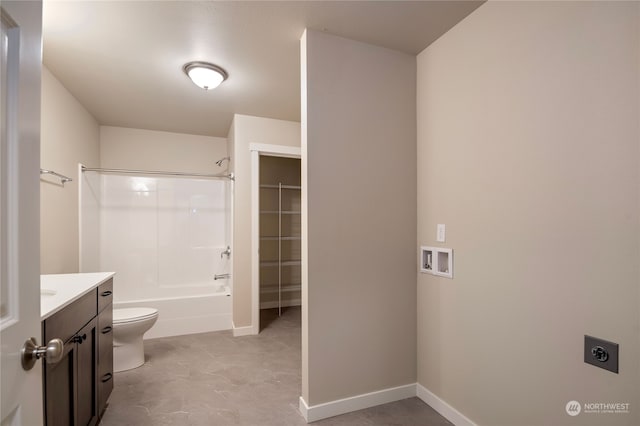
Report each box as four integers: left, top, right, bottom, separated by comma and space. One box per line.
0, 1, 43, 425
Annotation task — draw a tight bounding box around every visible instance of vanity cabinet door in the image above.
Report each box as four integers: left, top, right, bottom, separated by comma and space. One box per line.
43, 337, 75, 426
44, 317, 98, 426
76, 318, 98, 426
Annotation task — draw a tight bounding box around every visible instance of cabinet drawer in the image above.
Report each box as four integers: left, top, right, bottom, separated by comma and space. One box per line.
98, 371, 113, 417
98, 306, 113, 378
98, 279, 113, 312
98, 304, 113, 415
44, 291, 97, 343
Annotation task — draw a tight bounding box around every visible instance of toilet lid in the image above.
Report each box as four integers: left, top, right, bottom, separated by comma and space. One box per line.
113, 307, 158, 324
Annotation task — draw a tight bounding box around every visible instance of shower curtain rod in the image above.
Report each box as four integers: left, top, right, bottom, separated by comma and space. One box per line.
81, 166, 234, 180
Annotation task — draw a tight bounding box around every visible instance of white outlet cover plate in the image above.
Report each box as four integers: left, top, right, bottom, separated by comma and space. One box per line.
437, 224, 445, 242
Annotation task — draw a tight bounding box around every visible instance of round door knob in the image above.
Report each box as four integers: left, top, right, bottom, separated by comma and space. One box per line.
21, 337, 64, 371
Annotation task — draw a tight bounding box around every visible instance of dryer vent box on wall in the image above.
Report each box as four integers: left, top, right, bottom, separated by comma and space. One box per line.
420, 246, 453, 279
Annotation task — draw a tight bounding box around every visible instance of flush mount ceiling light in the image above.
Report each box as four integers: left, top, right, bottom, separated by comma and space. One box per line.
183, 61, 228, 90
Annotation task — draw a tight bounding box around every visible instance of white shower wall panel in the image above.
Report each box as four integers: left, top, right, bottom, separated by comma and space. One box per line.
156, 178, 226, 289
100, 175, 159, 301
79, 169, 101, 272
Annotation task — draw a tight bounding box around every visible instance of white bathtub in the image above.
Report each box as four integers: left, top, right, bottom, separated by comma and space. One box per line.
114, 285, 232, 339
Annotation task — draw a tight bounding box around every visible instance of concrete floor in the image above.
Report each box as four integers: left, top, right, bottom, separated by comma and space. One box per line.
100, 307, 452, 426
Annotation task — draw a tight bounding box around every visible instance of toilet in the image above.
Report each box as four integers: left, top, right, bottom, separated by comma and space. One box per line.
112, 307, 159, 372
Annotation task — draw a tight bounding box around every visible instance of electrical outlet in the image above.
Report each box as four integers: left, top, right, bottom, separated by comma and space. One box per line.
584, 335, 618, 374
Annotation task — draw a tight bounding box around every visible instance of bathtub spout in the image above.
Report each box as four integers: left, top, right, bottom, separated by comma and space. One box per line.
214, 273, 230, 280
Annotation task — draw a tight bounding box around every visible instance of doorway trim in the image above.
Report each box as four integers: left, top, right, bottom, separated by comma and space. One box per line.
250, 143, 301, 335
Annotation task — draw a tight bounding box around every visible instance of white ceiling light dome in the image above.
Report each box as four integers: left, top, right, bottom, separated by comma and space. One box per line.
183, 61, 228, 90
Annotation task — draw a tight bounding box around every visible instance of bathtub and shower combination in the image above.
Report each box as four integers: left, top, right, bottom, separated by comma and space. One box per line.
79, 166, 233, 339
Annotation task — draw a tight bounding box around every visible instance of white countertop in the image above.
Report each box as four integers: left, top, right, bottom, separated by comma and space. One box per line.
41, 272, 115, 320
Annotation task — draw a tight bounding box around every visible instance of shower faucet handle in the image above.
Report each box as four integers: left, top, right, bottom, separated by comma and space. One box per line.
221, 246, 231, 259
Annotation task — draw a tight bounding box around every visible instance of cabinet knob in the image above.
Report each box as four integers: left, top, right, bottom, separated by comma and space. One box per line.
101, 373, 113, 383
73, 333, 87, 344
101, 290, 112, 297
21, 337, 64, 370
101, 326, 113, 334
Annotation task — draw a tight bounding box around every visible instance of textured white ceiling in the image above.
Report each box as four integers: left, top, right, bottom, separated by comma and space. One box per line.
43, 1, 483, 137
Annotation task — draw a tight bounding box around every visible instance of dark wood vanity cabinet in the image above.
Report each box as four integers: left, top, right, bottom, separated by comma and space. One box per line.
42, 279, 113, 426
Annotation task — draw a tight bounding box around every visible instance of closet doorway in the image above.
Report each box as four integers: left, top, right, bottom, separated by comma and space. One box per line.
250, 145, 301, 333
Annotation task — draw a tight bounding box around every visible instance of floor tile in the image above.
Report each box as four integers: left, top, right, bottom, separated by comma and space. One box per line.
100, 307, 451, 426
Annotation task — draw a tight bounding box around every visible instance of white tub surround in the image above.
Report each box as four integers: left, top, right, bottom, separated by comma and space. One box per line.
80, 172, 232, 339
41, 272, 115, 320
97, 174, 230, 300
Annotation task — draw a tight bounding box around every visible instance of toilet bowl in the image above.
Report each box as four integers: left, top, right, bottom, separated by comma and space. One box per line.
113, 307, 159, 372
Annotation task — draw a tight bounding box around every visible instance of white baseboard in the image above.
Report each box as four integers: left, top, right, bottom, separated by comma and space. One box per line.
416, 383, 476, 426
298, 383, 476, 425
299, 383, 416, 423
299, 396, 310, 421
232, 322, 256, 337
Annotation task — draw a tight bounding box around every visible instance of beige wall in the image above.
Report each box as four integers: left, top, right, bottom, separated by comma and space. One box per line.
228, 114, 300, 328
100, 126, 227, 172
41, 67, 100, 273
416, 2, 640, 425
302, 30, 417, 405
